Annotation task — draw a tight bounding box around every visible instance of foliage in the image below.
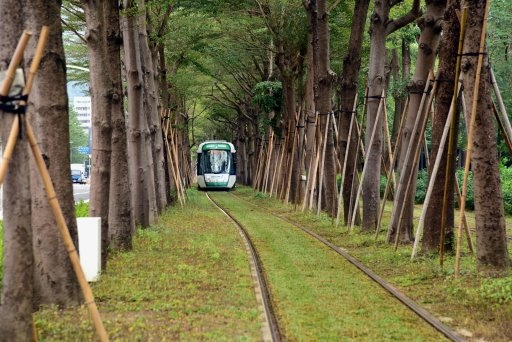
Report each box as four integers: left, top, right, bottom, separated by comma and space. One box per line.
252, 81, 282, 114
479, 276, 512, 304
69, 106, 89, 164
75, 200, 89, 218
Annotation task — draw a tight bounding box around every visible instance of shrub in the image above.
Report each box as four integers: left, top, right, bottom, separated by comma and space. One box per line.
75, 200, 89, 217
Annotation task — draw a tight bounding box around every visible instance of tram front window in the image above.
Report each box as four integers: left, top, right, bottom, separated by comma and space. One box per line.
204, 150, 230, 174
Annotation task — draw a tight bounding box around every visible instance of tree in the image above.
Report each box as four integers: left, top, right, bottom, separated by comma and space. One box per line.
362, 0, 420, 231
68, 106, 89, 164
423, 0, 460, 253
0, 3, 34, 338
106, 0, 134, 251
337, 0, 371, 224
460, 0, 509, 274
83, 0, 115, 270
25, 0, 81, 307
389, 0, 446, 243
123, 0, 152, 227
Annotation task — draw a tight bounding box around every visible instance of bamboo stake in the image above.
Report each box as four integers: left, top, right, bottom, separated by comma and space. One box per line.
308, 132, 323, 210
382, 101, 396, 189
454, 176, 474, 254
394, 75, 438, 250
455, 1, 491, 277
169, 127, 186, 204
386, 73, 434, 243
336, 93, 358, 227
375, 96, 410, 237
490, 68, 512, 144
262, 131, 274, 193
349, 90, 385, 230
493, 101, 512, 156
316, 113, 331, 215
163, 127, 183, 207
440, 7, 468, 267
301, 114, 318, 211
253, 139, 265, 190
0, 31, 32, 185
285, 114, 300, 203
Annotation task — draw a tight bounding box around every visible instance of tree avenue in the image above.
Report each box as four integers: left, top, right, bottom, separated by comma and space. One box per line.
0, 0, 510, 338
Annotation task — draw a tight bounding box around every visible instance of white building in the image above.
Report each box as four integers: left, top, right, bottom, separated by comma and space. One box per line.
73, 96, 92, 131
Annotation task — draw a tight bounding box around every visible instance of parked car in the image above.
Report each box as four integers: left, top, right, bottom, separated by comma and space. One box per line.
71, 169, 86, 184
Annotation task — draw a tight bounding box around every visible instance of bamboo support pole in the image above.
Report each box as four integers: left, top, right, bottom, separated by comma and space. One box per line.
262, 131, 274, 193
308, 132, 323, 211
285, 116, 299, 203
169, 127, 186, 204
253, 140, 265, 190
27, 123, 109, 342
490, 68, 512, 144
163, 124, 183, 207
382, 102, 396, 188
349, 90, 385, 230
316, 113, 331, 215
336, 93, 358, 227
386, 74, 433, 243
375, 96, 410, 237
0, 31, 32, 185
394, 76, 438, 250
454, 176, 474, 254
411, 83, 461, 259
493, 101, 512, 156
440, 8, 468, 266
455, 2, 491, 277
301, 114, 318, 211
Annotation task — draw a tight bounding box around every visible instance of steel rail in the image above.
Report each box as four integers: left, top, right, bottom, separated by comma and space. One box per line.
205, 193, 282, 342
231, 193, 463, 342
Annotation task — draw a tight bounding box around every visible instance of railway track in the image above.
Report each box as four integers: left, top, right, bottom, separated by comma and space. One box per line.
229, 192, 464, 342
205, 193, 282, 342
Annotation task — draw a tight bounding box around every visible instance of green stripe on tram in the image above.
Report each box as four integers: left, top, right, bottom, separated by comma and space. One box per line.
202, 143, 231, 151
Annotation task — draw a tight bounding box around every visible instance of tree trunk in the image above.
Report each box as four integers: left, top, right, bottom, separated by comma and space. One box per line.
25, 0, 81, 307
105, 0, 134, 250
138, 0, 166, 215
460, 0, 509, 274
83, 0, 113, 271
338, 0, 369, 224
315, 0, 337, 216
390, 0, 445, 242
0, 3, 34, 337
391, 39, 411, 157
363, 2, 388, 231
423, 0, 460, 253
123, 0, 149, 227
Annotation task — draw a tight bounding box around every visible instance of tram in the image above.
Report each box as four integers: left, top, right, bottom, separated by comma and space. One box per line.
196, 140, 236, 190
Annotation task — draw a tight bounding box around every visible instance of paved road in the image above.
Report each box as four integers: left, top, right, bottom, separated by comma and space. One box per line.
73, 183, 90, 203
0, 184, 89, 219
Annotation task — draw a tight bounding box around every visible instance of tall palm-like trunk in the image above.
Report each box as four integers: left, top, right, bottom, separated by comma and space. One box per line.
83, 0, 113, 270
423, 0, 460, 253
390, 0, 446, 243
25, 0, 81, 306
0, 3, 33, 337
338, 0, 370, 224
106, 0, 134, 250
460, 0, 509, 274
123, 0, 149, 227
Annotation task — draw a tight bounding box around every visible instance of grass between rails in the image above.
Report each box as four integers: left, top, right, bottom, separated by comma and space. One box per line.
34, 190, 261, 340
232, 186, 512, 341
210, 191, 447, 341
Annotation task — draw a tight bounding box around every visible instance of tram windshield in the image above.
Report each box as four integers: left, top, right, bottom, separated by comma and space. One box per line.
203, 149, 230, 174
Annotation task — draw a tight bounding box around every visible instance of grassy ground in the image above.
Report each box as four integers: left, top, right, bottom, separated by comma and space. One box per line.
34, 190, 262, 340
232, 186, 512, 341
210, 191, 446, 341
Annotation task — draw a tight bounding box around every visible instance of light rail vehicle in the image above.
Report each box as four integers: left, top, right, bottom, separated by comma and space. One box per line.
197, 140, 236, 190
